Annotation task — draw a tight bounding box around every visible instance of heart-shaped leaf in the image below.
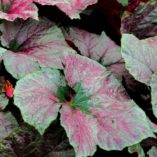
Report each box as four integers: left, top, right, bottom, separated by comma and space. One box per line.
14, 54, 155, 157
61, 54, 155, 154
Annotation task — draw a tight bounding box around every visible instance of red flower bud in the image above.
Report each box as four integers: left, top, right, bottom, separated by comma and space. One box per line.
2, 80, 14, 98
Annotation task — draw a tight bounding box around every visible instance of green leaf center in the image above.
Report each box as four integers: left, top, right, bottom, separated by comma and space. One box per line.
9, 39, 24, 52
56, 82, 92, 114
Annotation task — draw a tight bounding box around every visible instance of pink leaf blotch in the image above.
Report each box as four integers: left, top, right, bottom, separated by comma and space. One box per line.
0, 0, 38, 21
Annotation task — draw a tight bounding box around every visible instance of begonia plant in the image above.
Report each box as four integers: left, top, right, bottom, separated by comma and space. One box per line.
0, 0, 157, 157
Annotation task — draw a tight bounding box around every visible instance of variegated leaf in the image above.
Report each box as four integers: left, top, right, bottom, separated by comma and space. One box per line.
0, 0, 38, 21
0, 18, 75, 79
14, 54, 155, 157
121, 34, 157, 85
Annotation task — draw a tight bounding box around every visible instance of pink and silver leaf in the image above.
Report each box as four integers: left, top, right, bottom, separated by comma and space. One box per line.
61, 54, 155, 153
14, 68, 66, 134
121, 34, 157, 85
63, 27, 122, 66
60, 105, 98, 157
0, 18, 76, 79
61, 54, 128, 100
0, 0, 38, 21
14, 54, 155, 157
91, 100, 155, 150
56, 0, 98, 19
3, 51, 40, 79
63, 28, 138, 90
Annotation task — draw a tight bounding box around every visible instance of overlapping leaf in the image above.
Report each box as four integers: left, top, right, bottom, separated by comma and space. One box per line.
14, 54, 155, 157
0, 112, 18, 139
0, 141, 17, 157
0, 0, 38, 21
0, 123, 74, 157
0, 94, 8, 110
0, 47, 7, 71
0, 76, 9, 110
3, 51, 40, 79
14, 68, 66, 134
0, 47, 6, 62
0, 125, 40, 157
107, 63, 146, 95
63, 27, 138, 90
61, 54, 154, 152
56, 0, 98, 19
107, 63, 130, 81
0, 18, 75, 79
34, 0, 98, 19
121, 34, 157, 119
121, 0, 157, 39
121, 33, 157, 85
128, 144, 145, 157
147, 146, 157, 157
150, 72, 157, 118
63, 27, 122, 66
